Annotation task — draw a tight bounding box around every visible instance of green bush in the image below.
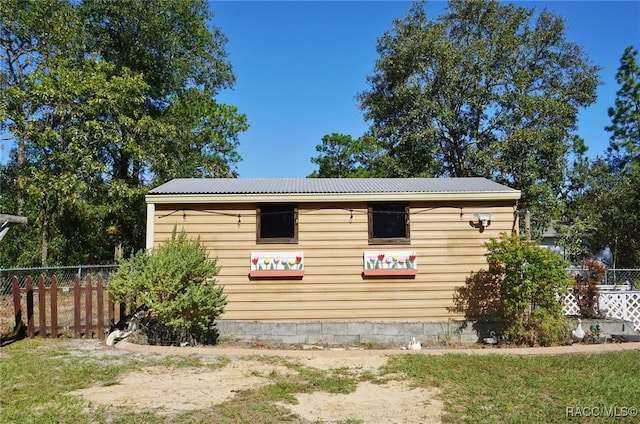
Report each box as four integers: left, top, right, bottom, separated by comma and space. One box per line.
109, 229, 227, 345
486, 233, 573, 346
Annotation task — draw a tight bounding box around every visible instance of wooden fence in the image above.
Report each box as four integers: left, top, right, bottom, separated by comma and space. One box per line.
11, 274, 125, 339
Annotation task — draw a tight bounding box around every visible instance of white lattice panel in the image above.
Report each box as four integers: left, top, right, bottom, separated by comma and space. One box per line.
560, 290, 640, 331
557, 292, 581, 316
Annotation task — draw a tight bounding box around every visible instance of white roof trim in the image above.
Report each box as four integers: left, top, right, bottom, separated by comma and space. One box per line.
146, 190, 521, 204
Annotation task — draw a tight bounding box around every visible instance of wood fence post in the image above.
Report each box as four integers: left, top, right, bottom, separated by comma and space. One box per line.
50, 275, 58, 338
74, 275, 81, 338
25, 276, 34, 338
108, 297, 115, 329
97, 275, 104, 339
85, 274, 92, 338
38, 275, 46, 337
11, 276, 24, 335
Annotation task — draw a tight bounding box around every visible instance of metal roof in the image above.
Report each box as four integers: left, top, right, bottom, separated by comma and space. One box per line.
148, 177, 518, 195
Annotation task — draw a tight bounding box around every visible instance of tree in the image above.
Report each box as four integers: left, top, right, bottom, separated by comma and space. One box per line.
308, 133, 386, 178
79, 0, 247, 181
309, 133, 357, 177
563, 46, 640, 267
22, 57, 158, 264
565, 159, 640, 268
77, 0, 248, 257
0, 0, 78, 217
605, 46, 640, 171
358, 0, 600, 235
0, 0, 247, 266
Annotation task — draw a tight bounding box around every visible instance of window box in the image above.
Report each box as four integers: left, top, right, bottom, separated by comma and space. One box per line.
363, 250, 417, 278
250, 251, 304, 279
362, 269, 418, 278
249, 270, 304, 279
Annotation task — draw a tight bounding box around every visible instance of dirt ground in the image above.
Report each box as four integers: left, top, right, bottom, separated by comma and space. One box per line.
67, 339, 444, 423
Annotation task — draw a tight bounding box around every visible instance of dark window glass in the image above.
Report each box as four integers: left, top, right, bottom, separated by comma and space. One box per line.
258, 205, 297, 242
369, 204, 410, 243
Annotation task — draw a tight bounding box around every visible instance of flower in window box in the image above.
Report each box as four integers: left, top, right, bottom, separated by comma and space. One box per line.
376, 253, 385, 269
392, 255, 399, 269
288, 258, 297, 270
252, 257, 261, 270
263, 257, 274, 270
274, 257, 281, 270
407, 254, 417, 269
367, 256, 376, 269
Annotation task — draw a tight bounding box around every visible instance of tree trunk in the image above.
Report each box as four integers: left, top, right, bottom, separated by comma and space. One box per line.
41, 213, 48, 266
16, 135, 25, 216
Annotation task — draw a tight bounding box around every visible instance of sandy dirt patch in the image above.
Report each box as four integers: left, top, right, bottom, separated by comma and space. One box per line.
71, 360, 296, 414
70, 343, 444, 423
280, 380, 443, 424
301, 354, 389, 372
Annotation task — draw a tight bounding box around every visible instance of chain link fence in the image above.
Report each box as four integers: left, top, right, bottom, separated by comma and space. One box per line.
603, 269, 640, 288
0, 265, 119, 295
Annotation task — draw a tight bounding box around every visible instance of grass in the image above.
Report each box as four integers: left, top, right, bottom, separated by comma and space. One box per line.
381, 351, 640, 423
1, 338, 639, 423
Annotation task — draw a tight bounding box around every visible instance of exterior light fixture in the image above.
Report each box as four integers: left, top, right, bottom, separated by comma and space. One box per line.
473, 213, 493, 229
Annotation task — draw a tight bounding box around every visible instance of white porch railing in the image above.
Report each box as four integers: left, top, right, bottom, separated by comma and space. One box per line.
558, 289, 640, 331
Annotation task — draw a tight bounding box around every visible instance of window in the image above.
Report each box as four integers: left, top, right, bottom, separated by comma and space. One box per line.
368, 204, 410, 244
257, 205, 298, 243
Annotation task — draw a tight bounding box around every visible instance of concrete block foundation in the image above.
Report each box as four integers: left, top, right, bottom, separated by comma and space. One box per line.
216, 319, 487, 345
215, 318, 636, 346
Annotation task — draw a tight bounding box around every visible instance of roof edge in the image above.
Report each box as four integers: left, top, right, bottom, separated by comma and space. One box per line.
146, 191, 521, 204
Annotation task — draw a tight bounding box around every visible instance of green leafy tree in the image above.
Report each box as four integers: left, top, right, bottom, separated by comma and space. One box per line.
1, 0, 247, 266
565, 159, 640, 268
606, 46, 640, 171
358, 0, 600, 235
309, 133, 357, 177
109, 230, 227, 345
77, 0, 248, 258
21, 57, 158, 264
0, 0, 78, 217
308, 133, 386, 178
563, 46, 640, 267
79, 0, 247, 182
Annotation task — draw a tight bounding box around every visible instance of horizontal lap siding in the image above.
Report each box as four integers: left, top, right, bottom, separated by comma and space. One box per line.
153, 201, 516, 321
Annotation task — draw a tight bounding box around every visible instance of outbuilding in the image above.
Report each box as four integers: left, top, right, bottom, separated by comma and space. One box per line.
145, 177, 521, 344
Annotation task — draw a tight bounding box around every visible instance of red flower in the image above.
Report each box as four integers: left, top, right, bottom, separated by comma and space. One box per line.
409, 255, 416, 262
296, 256, 302, 263
378, 254, 385, 261
252, 257, 259, 265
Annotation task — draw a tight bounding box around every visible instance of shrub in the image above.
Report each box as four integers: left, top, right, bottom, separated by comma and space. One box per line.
486, 233, 573, 346
572, 260, 605, 319
109, 229, 227, 345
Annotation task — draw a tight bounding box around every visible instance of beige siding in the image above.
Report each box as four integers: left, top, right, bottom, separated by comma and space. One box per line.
153, 200, 516, 321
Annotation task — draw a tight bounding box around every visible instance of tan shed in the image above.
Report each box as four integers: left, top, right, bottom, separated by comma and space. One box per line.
145, 177, 521, 344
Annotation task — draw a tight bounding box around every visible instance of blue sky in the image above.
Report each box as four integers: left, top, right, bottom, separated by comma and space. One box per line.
212, 0, 640, 178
